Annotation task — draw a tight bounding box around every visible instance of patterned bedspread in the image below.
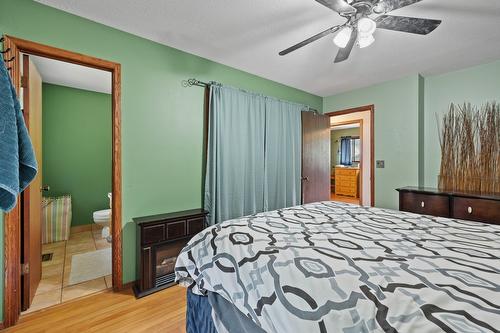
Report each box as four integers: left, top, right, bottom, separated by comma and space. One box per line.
175, 201, 500, 333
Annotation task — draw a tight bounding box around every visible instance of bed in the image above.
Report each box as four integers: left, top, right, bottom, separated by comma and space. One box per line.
175, 201, 500, 333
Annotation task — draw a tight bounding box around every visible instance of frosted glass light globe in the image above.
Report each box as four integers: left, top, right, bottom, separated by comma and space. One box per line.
358, 34, 375, 48
333, 27, 353, 48
358, 17, 377, 36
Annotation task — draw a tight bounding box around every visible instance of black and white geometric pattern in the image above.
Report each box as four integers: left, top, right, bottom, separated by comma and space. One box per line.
175, 201, 500, 333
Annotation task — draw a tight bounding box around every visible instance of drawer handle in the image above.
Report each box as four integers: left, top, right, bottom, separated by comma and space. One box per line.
467, 206, 473, 214
420, 201, 425, 208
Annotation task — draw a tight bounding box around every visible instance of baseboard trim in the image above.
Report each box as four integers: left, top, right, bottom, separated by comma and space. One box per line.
117, 280, 136, 292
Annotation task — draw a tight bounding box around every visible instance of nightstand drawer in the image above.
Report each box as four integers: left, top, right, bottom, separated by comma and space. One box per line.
400, 192, 450, 217
452, 197, 500, 224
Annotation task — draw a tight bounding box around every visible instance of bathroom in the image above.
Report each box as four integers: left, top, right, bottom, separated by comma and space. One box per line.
21, 55, 113, 313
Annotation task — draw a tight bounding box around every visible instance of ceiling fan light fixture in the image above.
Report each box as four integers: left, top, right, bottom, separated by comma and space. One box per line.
358, 34, 375, 48
373, 3, 386, 14
357, 17, 377, 36
333, 27, 353, 48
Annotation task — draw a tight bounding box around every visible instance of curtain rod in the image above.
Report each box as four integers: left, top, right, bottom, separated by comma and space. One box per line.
182, 78, 217, 88
182, 77, 318, 113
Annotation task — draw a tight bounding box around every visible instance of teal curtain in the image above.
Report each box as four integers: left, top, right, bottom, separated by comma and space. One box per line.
204, 85, 304, 225
340, 137, 352, 165
264, 98, 302, 211
204, 85, 266, 225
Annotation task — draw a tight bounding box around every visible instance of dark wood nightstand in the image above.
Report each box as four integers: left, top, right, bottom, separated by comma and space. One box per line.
397, 187, 500, 224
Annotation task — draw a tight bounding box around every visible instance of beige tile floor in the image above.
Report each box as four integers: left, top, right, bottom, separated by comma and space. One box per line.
23, 224, 112, 314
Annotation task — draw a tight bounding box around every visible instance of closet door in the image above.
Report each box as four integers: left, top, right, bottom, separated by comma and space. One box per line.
301, 112, 330, 204
21, 54, 43, 311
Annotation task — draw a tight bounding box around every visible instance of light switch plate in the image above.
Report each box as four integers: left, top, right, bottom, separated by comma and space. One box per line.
376, 160, 385, 168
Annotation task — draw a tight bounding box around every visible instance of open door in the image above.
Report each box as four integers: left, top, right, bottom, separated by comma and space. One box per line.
21, 54, 43, 311
301, 111, 331, 204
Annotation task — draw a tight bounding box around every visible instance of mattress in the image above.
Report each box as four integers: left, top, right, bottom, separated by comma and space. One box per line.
186, 289, 217, 333
176, 201, 500, 332
186, 288, 264, 333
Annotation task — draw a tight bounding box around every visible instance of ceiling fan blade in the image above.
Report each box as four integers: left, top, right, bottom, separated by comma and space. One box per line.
378, 0, 423, 13
334, 29, 358, 63
375, 15, 442, 35
315, 0, 356, 14
279, 26, 341, 56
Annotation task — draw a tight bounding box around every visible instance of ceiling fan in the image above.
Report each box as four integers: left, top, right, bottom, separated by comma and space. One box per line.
279, 0, 441, 63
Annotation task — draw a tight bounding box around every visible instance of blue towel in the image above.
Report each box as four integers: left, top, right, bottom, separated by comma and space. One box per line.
0, 57, 37, 212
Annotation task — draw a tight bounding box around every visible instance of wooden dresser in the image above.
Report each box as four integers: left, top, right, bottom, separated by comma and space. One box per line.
335, 167, 360, 197
133, 209, 208, 298
397, 187, 500, 224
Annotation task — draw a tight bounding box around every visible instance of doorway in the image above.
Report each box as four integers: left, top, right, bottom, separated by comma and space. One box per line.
20, 54, 113, 313
326, 105, 374, 207
330, 121, 362, 205
2, 35, 122, 328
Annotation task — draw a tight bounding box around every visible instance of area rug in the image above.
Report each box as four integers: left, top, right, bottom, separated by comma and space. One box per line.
69, 248, 111, 286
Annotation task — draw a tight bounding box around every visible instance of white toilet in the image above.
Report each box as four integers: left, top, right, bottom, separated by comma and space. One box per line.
93, 193, 112, 241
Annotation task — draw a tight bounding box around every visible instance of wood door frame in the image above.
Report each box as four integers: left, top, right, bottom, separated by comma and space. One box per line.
2, 35, 122, 328
20, 54, 43, 311
330, 119, 364, 203
326, 105, 375, 207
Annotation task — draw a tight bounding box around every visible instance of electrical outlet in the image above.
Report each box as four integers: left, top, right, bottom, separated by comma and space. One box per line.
376, 160, 385, 168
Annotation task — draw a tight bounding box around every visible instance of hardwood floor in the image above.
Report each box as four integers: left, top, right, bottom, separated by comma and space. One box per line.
6, 286, 187, 333
330, 193, 360, 205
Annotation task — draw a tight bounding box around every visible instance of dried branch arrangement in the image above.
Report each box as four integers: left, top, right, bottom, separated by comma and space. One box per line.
438, 102, 500, 194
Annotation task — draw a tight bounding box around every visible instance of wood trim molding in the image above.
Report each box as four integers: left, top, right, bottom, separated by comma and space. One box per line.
2, 35, 122, 327
121, 280, 137, 291
325, 104, 374, 117
326, 105, 375, 207
3, 35, 21, 329
5, 36, 118, 71
111, 63, 123, 292
20, 54, 31, 312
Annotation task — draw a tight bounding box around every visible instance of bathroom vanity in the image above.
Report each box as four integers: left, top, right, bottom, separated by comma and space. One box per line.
133, 209, 208, 298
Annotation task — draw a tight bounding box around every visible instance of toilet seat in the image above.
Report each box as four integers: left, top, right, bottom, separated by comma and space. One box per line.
93, 209, 111, 221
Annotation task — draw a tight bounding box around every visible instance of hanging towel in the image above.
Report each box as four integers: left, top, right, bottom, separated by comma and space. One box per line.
0, 57, 37, 212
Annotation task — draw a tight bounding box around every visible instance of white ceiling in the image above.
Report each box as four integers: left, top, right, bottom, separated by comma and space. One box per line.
29, 55, 111, 94
35, 0, 500, 97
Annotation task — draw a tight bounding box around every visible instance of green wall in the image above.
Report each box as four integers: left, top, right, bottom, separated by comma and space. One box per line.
424, 59, 500, 187
42, 84, 112, 227
3, 0, 499, 322
324, 75, 421, 209
331, 127, 360, 168
324, 60, 500, 210
0, 0, 322, 316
